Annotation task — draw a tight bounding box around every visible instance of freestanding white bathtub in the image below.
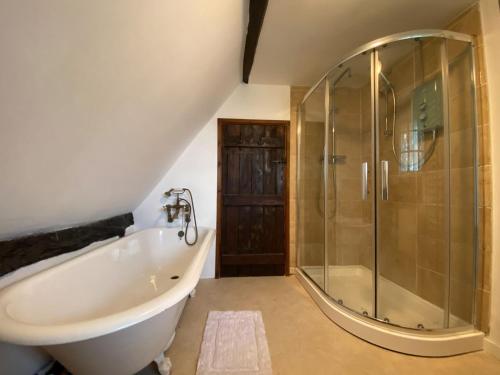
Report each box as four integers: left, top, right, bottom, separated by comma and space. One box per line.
0, 227, 214, 375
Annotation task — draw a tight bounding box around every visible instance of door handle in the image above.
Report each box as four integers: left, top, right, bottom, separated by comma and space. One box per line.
361, 162, 368, 200
381, 160, 389, 201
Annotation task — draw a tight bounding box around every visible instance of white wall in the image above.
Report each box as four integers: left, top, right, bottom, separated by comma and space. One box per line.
251, 0, 475, 85
134, 84, 290, 277
480, 0, 500, 359
0, 1, 246, 240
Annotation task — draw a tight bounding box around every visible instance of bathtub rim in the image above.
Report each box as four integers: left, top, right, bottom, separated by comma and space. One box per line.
0, 227, 214, 346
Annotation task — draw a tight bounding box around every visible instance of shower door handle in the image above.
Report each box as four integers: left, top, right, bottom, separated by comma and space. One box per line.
361, 162, 368, 200
381, 160, 389, 201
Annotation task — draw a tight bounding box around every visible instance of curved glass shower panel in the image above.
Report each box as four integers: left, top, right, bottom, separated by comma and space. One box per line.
376, 37, 449, 329
296, 30, 478, 337
326, 53, 375, 316
446, 39, 477, 327
298, 80, 327, 289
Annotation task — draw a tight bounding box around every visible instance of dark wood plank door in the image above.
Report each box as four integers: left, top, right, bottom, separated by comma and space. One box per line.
217, 119, 289, 277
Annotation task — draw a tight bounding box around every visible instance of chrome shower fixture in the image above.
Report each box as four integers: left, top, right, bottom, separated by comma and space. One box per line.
381, 39, 438, 171
162, 188, 198, 245
163, 188, 188, 223
380, 71, 396, 137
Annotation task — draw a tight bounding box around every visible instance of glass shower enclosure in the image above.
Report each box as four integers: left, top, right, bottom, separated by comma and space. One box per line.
297, 30, 478, 332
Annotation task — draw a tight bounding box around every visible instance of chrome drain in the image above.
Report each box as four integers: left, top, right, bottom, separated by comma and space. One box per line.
170, 275, 180, 280
417, 323, 425, 329
383, 317, 390, 323
362, 311, 369, 316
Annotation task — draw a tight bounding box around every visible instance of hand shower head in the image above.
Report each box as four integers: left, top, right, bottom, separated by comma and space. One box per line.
164, 188, 186, 197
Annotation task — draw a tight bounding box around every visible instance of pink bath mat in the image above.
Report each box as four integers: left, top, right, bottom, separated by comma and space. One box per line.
196, 311, 272, 375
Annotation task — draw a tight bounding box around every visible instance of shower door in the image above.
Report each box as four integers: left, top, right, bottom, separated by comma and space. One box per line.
374, 37, 449, 329
325, 53, 375, 316
375, 37, 476, 329
297, 80, 327, 289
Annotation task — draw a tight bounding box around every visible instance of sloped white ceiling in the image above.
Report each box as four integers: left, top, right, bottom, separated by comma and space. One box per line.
0, 1, 247, 239
251, 0, 476, 85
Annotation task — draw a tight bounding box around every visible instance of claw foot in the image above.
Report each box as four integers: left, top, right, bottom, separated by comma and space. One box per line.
154, 352, 172, 375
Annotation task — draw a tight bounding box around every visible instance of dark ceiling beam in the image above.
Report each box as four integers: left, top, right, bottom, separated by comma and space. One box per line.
242, 0, 269, 83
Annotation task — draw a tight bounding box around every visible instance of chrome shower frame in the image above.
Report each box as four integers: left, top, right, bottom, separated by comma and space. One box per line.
296, 29, 480, 337
301, 29, 473, 104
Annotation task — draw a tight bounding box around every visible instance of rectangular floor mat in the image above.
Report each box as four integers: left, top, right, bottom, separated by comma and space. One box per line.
196, 311, 272, 375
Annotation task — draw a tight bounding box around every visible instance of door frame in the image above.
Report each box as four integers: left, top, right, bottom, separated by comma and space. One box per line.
216, 118, 290, 278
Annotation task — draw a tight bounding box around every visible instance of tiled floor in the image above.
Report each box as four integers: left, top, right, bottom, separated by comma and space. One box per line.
138, 276, 500, 375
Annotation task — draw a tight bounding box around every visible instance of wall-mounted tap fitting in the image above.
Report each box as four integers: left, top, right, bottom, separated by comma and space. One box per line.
162, 188, 198, 246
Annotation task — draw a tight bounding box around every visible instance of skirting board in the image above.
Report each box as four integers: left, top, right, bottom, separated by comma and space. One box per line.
484, 337, 500, 360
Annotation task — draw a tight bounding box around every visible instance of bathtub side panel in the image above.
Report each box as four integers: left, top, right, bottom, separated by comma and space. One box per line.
44, 297, 188, 375
0, 342, 51, 375
201, 239, 216, 279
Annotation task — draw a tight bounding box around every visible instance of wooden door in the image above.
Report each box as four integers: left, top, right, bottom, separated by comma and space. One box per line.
217, 119, 289, 277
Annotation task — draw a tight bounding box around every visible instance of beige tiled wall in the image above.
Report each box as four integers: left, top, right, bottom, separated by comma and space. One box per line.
298, 118, 325, 267
292, 85, 371, 271
329, 87, 372, 267
378, 37, 448, 307
447, 4, 492, 333
291, 4, 491, 332
290, 87, 310, 270
376, 5, 490, 329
